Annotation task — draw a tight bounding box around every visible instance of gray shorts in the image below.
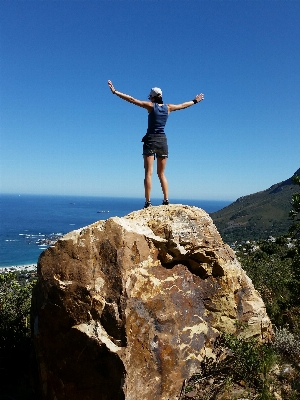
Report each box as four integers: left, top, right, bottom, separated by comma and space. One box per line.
142, 134, 168, 158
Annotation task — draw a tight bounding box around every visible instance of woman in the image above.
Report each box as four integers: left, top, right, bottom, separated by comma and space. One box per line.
107, 80, 204, 208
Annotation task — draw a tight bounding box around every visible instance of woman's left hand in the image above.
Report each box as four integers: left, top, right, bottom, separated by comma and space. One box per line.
108, 80, 116, 94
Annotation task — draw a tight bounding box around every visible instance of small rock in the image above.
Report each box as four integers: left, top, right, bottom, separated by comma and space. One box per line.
185, 390, 197, 398
270, 363, 281, 376
279, 364, 295, 379
273, 392, 282, 400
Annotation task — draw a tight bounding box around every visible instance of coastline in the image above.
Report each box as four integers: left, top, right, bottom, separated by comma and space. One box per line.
0, 263, 37, 274
0, 196, 232, 275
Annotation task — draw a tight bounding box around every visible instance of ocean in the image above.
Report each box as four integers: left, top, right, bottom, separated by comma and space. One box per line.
0, 194, 230, 268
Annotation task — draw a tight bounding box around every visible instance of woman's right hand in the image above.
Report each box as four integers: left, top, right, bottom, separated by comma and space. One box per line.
108, 80, 115, 94
194, 93, 204, 103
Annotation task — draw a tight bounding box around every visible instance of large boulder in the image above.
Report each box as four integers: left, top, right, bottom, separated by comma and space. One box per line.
31, 205, 272, 400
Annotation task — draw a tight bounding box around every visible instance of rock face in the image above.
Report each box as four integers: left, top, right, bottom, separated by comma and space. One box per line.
31, 205, 272, 400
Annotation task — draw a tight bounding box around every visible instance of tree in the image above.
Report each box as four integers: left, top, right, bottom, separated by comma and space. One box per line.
289, 174, 300, 238
288, 175, 300, 321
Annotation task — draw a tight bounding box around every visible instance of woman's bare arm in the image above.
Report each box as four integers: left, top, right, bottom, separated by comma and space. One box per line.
168, 93, 204, 113
108, 80, 152, 111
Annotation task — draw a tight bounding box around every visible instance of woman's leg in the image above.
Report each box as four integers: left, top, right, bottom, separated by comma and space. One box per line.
144, 155, 155, 201
157, 157, 168, 200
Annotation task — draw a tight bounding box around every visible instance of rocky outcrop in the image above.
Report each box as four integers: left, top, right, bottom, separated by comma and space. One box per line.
31, 205, 272, 400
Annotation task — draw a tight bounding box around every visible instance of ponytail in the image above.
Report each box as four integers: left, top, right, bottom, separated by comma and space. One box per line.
152, 95, 163, 104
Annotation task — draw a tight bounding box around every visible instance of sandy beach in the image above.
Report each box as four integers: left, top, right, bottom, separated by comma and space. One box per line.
0, 264, 37, 274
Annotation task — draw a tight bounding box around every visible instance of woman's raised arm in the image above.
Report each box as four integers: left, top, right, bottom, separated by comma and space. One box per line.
167, 93, 204, 113
108, 80, 152, 111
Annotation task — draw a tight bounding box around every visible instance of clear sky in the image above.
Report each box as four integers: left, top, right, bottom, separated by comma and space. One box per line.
1, 0, 299, 201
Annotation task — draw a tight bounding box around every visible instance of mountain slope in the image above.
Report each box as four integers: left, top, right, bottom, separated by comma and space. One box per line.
210, 168, 300, 243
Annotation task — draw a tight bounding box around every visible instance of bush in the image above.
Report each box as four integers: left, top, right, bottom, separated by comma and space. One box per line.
273, 326, 300, 364
180, 334, 278, 399
0, 272, 36, 399
237, 240, 295, 328
0, 273, 33, 349
222, 334, 277, 388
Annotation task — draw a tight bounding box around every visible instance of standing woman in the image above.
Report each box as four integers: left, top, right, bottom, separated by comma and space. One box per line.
107, 80, 204, 208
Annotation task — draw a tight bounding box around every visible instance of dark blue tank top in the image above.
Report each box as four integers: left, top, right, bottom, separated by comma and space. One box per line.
146, 103, 169, 134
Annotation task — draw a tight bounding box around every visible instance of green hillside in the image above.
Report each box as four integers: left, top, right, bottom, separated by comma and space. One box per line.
210, 168, 300, 243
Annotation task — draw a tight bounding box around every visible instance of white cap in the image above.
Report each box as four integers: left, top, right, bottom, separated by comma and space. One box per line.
149, 87, 162, 97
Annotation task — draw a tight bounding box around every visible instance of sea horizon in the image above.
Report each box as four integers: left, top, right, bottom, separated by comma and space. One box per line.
0, 194, 231, 268
0, 191, 235, 202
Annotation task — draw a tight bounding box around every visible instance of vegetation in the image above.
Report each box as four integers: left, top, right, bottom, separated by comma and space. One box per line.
234, 175, 300, 333
289, 174, 300, 230
180, 329, 300, 399
273, 326, 300, 365
236, 236, 300, 333
289, 174, 300, 295
211, 168, 300, 243
0, 272, 37, 399
180, 335, 279, 399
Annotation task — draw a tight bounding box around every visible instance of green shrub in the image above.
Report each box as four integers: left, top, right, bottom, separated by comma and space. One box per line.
182, 334, 278, 399
236, 235, 300, 335
222, 334, 277, 388
0, 272, 36, 399
0, 273, 33, 349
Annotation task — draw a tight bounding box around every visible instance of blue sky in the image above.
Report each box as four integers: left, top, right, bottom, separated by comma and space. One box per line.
1, 0, 299, 201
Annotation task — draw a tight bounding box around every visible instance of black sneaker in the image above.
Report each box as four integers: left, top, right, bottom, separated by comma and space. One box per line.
144, 201, 152, 208
162, 199, 170, 205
